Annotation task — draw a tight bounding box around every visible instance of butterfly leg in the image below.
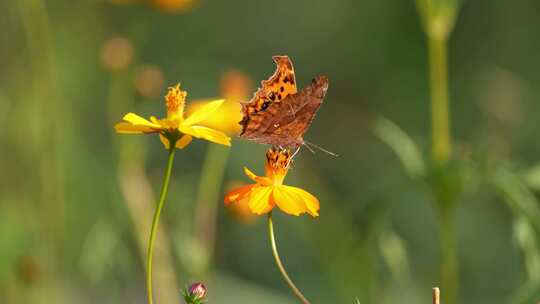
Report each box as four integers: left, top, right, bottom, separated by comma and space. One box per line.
287, 146, 302, 168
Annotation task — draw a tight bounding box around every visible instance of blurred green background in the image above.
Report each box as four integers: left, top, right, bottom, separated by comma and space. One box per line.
2, 0, 540, 303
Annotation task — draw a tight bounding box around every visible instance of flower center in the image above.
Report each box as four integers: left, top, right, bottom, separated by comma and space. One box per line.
265, 148, 292, 185
165, 83, 187, 121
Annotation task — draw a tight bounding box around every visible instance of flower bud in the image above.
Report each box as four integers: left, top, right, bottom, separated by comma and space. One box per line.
184, 282, 207, 303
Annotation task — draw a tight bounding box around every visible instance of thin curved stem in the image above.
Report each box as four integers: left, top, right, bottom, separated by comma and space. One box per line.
147, 143, 176, 304
267, 212, 310, 304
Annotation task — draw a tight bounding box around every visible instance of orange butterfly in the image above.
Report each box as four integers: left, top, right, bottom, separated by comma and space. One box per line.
239, 56, 329, 149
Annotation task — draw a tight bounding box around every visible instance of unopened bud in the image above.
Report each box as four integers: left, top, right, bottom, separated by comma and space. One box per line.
188, 282, 207, 299
183, 282, 207, 303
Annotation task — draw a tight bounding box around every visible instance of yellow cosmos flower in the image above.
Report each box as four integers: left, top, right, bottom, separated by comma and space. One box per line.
224, 148, 320, 217
187, 100, 242, 136
115, 84, 231, 149
187, 70, 252, 135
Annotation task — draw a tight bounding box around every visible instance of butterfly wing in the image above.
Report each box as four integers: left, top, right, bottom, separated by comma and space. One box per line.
241, 76, 329, 148
240, 56, 297, 135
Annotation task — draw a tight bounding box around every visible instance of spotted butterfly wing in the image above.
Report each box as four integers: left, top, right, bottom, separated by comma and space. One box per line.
240, 56, 297, 134
240, 75, 329, 148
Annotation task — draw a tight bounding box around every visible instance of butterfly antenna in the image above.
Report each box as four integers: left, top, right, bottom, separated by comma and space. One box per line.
303, 142, 316, 154
304, 140, 339, 157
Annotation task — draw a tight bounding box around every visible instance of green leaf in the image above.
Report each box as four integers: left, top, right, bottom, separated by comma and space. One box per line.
492, 167, 540, 234
371, 117, 425, 178
508, 279, 540, 304
379, 229, 411, 284
513, 216, 540, 281
521, 164, 540, 191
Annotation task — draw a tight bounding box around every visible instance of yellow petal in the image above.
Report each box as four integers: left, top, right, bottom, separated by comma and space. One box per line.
176, 134, 192, 149
282, 185, 320, 217
272, 185, 309, 216
123, 113, 162, 129
182, 99, 225, 126
224, 184, 255, 204
179, 125, 231, 146
248, 186, 274, 215
115, 122, 157, 134
186, 99, 242, 135
243, 167, 272, 186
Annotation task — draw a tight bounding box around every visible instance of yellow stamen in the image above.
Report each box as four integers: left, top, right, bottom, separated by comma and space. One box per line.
265, 148, 292, 185
165, 83, 187, 121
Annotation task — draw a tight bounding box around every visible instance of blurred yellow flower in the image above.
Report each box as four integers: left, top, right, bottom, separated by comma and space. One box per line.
115, 84, 231, 149
100, 36, 134, 71
220, 70, 252, 101
224, 148, 320, 217
151, 0, 196, 13
187, 70, 252, 135
134, 64, 165, 99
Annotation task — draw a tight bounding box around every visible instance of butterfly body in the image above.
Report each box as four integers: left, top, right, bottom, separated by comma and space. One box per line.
239, 56, 329, 148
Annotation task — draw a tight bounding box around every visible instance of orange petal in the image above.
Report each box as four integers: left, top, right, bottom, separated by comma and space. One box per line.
248, 186, 274, 215
243, 167, 272, 186
224, 184, 255, 204
282, 185, 320, 217
272, 185, 309, 216
243, 167, 259, 181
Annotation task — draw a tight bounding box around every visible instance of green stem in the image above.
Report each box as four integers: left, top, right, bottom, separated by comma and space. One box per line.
194, 144, 231, 273
267, 212, 310, 304
420, 2, 460, 303
439, 207, 458, 304
428, 33, 451, 164
427, 23, 458, 304
147, 142, 177, 304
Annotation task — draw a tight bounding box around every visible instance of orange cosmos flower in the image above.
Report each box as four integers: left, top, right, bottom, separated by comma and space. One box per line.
224, 148, 320, 217
225, 180, 257, 224
115, 84, 231, 149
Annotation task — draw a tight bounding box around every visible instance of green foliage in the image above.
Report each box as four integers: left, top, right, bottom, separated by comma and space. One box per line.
372, 117, 425, 179
1, 0, 540, 303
